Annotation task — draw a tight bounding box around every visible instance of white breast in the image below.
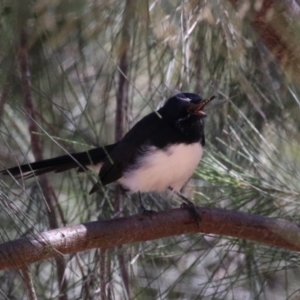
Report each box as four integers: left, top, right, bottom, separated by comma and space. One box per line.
118, 143, 203, 193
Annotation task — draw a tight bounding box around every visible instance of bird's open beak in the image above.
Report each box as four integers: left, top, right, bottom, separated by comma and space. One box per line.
187, 95, 216, 117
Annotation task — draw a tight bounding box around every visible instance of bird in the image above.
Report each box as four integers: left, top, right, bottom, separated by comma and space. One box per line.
1, 93, 215, 219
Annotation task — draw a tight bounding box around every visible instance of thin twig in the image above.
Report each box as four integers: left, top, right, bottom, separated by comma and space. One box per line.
100, 248, 107, 300
18, 28, 68, 300
20, 265, 37, 300
0, 81, 10, 121
113, 1, 136, 297
115, 0, 133, 142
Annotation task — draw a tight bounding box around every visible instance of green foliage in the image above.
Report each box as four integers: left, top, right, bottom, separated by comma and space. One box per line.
1, 0, 300, 299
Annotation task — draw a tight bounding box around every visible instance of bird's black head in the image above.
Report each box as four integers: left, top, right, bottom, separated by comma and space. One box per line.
176, 92, 203, 104
161, 92, 215, 120
159, 92, 215, 145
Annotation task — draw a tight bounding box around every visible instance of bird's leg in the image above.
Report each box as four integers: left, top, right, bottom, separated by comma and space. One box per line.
168, 187, 195, 206
168, 186, 201, 224
138, 192, 156, 218
138, 192, 147, 212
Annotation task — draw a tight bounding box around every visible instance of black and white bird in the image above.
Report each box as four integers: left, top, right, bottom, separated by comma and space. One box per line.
1, 93, 215, 216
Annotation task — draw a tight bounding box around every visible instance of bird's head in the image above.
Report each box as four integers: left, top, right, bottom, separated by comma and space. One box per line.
161, 92, 215, 121
158, 92, 216, 145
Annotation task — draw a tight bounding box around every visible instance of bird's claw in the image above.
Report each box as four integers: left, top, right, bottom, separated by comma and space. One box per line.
141, 207, 157, 219
181, 202, 201, 225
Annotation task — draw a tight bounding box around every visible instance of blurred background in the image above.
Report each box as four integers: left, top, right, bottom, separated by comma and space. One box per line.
1, 0, 300, 299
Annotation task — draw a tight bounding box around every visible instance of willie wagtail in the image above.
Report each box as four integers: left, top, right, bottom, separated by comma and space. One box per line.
1, 93, 215, 216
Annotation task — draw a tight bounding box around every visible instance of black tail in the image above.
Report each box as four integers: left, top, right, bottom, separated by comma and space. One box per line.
1, 144, 117, 179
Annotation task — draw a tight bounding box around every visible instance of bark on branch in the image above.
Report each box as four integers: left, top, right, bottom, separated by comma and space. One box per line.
0, 207, 299, 271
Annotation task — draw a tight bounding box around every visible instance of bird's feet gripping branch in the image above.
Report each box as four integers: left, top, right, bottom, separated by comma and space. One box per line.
168, 186, 201, 225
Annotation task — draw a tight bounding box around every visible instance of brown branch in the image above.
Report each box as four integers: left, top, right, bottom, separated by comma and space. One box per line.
228, 0, 300, 83
0, 207, 300, 271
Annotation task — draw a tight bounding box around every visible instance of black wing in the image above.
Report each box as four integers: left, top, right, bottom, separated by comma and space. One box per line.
89, 111, 169, 193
